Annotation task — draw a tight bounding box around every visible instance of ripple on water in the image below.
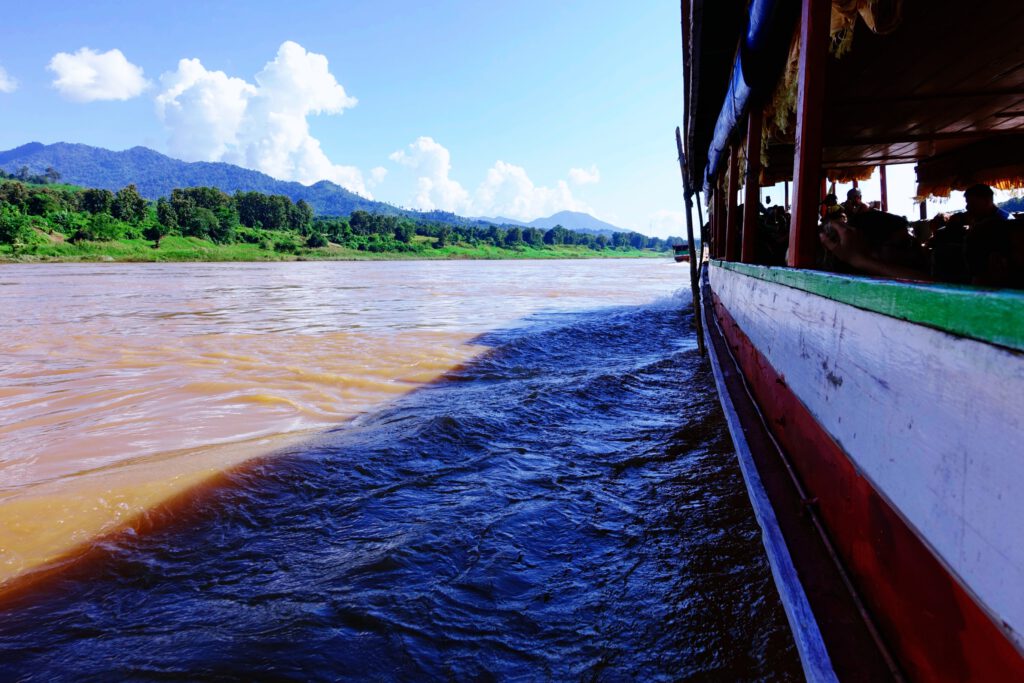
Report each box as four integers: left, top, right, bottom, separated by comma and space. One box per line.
0, 301, 800, 681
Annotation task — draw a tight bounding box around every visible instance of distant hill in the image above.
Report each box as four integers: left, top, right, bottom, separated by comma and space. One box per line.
476, 210, 625, 236
0, 142, 636, 234
0, 142, 401, 218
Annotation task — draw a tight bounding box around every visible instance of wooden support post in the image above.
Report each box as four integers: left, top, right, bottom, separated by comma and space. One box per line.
742, 108, 763, 263
919, 200, 927, 220
674, 126, 705, 355
713, 190, 721, 258
726, 145, 741, 261
879, 165, 889, 212
852, 178, 859, 189
788, 0, 830, 268
820, 177, 829, 219
696, 191, 706, 257
784, 180, 790, 210
710, 190, 718, 257
714, 177, 726, 258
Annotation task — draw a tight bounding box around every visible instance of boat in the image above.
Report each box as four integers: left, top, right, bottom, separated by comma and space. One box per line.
679, 1, 1024, 680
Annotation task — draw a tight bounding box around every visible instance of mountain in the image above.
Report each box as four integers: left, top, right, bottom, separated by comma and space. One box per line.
474, 210, 626, 236
0, 142, 635, 234
0, 142, 399, 218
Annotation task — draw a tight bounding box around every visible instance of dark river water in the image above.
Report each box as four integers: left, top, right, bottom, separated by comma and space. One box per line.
0, 297, 799, 680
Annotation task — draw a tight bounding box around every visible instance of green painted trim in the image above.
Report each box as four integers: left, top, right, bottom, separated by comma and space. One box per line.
712, 260, 1024, 351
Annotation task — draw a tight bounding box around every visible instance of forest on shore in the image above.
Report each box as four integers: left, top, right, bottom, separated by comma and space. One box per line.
0, 171, 677, 262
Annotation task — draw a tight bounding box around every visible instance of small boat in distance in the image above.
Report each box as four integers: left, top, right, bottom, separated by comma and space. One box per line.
681, 0, 1024, 680
672, 243, 690, 262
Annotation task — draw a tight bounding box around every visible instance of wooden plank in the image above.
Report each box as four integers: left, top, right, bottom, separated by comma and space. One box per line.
714, 261, 1024, 351
709, 264, 1024, 680
742, 109, 762, 263
701, 274, 842, 682
711, 264, 1024, 664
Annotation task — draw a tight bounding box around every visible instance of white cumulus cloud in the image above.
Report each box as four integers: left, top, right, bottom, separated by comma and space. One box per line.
155, 58, 254, 162
390, 137, 471, 213
475, 161, 586, 220
48, 48, 149, 102
156, 41, 368, 195
390, 137, 590, 220
0, 66, 17, 94
369, 166, 388, 186
568, 165, 600, 185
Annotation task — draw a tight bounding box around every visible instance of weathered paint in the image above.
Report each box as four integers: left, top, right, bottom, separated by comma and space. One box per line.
702, 282, 839, 682
709, 262, 1024, 679
716, 260, 1024, 351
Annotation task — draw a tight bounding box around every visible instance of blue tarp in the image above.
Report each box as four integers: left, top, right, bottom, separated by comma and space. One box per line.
703, 0, 798, 192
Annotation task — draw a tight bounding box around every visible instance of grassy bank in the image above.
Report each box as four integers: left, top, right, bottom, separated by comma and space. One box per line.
0, 234, 668, 263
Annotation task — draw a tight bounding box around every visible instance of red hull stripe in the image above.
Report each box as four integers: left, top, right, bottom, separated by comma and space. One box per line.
711, 292, 1024, 682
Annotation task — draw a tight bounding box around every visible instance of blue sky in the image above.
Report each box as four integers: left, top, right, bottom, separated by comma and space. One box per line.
0, 1, 696, 236
0, 1, 965, 236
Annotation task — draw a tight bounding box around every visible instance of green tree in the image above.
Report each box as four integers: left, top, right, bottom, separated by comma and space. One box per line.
112, 185, 148, 224
543, 225, 568, 245
156, 197, 178, 232
290, 199, 314, 233
0, 181, 30, 210
72, 213, 125, 242
306, 231, 328, 248
80, 188, 114, 215
435, 225, 452, 248
27, 192, 58, 216
170, 189, 197, 228
394, 222, 415, 243
184, 207, 219, 239
0, 204, 33, 246
143, 221, 170, 248
209, 205, 239, 244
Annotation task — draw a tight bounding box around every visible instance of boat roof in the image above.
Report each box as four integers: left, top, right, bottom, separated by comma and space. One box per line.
684, 0, 1024, 197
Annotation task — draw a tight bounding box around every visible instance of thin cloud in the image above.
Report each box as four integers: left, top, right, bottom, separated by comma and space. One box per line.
0, 65, 17, 94
568, 165, 600, 185
391, 136, 590, 220
647, 209, 686, 238
48, 48, 149, 102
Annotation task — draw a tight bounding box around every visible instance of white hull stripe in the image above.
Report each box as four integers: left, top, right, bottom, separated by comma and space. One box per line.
710, 263, 1024, 650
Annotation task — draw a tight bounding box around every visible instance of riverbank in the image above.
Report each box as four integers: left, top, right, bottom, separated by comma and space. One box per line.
0, 235, 668, 263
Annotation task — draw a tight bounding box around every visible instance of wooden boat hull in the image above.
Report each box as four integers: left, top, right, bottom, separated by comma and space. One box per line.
702, 260, 1024, 681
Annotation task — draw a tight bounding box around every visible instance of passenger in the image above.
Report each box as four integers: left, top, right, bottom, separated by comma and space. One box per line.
927, 212, 969, 283
819, 214, 929, 280
841, 188, 869, 217
757, 205, 789, 266
822, 184, 1023, 288
957, 184, 1021, 288
850, 207, 927, 272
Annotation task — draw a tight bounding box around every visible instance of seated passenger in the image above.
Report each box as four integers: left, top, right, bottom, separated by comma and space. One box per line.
958, 184, 1021, 288
822, 184, 1022, 288
850, 207, 927, 272
841, 188, 869, 217
927, 212, 969, 283
819, 214, 929, 281
756, 205, 789, 266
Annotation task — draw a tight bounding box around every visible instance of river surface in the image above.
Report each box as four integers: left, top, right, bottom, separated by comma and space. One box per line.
0, 260, 798, 680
